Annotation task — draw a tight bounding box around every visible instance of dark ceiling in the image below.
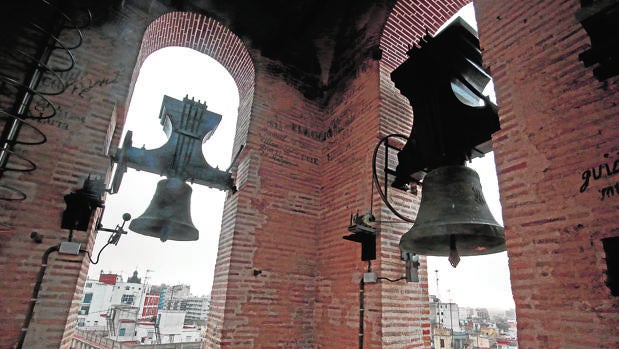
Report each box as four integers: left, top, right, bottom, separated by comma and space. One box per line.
1, 0, 395, 100
166, 0, 395, 99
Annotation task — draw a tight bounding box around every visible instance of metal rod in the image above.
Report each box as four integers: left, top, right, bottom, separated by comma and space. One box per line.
359, 278, 365, 349
16, 244, 60, 349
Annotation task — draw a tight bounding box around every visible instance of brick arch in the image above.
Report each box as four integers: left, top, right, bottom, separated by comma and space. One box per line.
129, 11, 254, 154
373, 3, 473, 346
379, 0, 471, 72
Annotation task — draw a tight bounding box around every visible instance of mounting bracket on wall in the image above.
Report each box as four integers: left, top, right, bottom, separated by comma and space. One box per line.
343, 211, 377, 261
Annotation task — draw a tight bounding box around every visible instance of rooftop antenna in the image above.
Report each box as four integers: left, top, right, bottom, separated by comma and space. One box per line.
435, 269, 440, 301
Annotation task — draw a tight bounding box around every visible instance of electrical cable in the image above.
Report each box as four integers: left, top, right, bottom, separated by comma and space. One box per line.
16, 244, 60, 349
377, 276, 406, 283
359, 277, 365, 349
371, 134, 416, 223
82, 230, 122, 265
83, 213, 130, 264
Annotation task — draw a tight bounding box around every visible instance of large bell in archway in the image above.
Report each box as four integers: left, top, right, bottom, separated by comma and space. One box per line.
400, 166, 505, 260
129, 177, 198, 242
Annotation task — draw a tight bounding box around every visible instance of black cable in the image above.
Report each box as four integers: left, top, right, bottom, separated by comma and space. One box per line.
371, 134, 416, 223
81, 243, 109, 265
377, 276, 406, 283
82, 231, 119, 265
84, 214, 130, 264
16, 244, 60, 349
359, 278, 365, 349
373, 220, 413, 224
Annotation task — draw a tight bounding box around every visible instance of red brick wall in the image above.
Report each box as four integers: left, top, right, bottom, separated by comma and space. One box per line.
205, 60, 324, 347
475, 0, 619, 347
0, 3, 257, 348
0, 3, 152, 346
315, 59, 384, 348
2, 1, 617, 349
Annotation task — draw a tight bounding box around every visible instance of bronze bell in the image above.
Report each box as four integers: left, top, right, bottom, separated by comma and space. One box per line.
399, 166, 505, 263
129, 177, 198, 242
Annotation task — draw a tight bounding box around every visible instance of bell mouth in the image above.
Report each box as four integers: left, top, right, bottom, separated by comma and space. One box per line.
399, 165, 506, 257
400, 223, 505, 256
128, 178, 199, 242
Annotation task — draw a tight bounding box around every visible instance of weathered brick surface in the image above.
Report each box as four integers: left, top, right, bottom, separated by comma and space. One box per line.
1, 1, 617, 349
210, 61, 323, 347
474, 0, 619, 348
0, 2, 154, 347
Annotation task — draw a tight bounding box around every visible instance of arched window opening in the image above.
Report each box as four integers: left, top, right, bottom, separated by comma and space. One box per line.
426, 0, 514, 325
80, 47, 239, 334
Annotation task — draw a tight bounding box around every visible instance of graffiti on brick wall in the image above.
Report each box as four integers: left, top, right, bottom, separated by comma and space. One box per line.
35, 104, 85, 130
580, 152, 619, 201
259, 120, 294, 166
258, 120, 320, 166
38, 69, 120, 100
32, 69, 120, 130
291, 107, 356, 144
260, 111, 363, 165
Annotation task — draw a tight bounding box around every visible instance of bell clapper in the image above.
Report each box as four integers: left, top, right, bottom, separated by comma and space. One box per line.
448, 234, 460, 268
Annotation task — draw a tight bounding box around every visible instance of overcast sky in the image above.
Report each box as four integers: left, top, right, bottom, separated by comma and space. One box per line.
89, 4, 514, 309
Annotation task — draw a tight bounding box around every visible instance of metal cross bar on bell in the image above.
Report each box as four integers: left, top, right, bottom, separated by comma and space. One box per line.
111, 95, 234, 192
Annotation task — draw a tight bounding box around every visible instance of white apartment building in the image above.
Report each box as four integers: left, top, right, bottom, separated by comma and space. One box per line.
163, 295, 211, 323
436, 302, 461, 332
77, 273, 150, 330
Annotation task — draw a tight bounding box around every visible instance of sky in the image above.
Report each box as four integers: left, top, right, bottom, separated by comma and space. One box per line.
89, 4, 515, 309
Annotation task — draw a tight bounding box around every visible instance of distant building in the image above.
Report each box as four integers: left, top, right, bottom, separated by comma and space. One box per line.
98, 272, 121, 285
77, 279, 115, 330
150, 284, 169, 310
163, 295, 211, 323
436, 302, 461, 332
468, 334, 495, 349
433, 327, 467, 349
77, 272, 155, 330
142, 293, 161, 319
497, 338, 518, 349
108, 305, 139, 341
184, 296, 211, 323
429, 295, 440, 327
434, 327, 453, 349
127, 270, 142, 284
475, 308, 490, 322
73, 311, 202, 347
167, 284, 192, 299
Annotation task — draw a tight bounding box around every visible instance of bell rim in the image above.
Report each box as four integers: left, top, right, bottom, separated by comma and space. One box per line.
400, 223, 505, 256
129, 218, 199, 241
